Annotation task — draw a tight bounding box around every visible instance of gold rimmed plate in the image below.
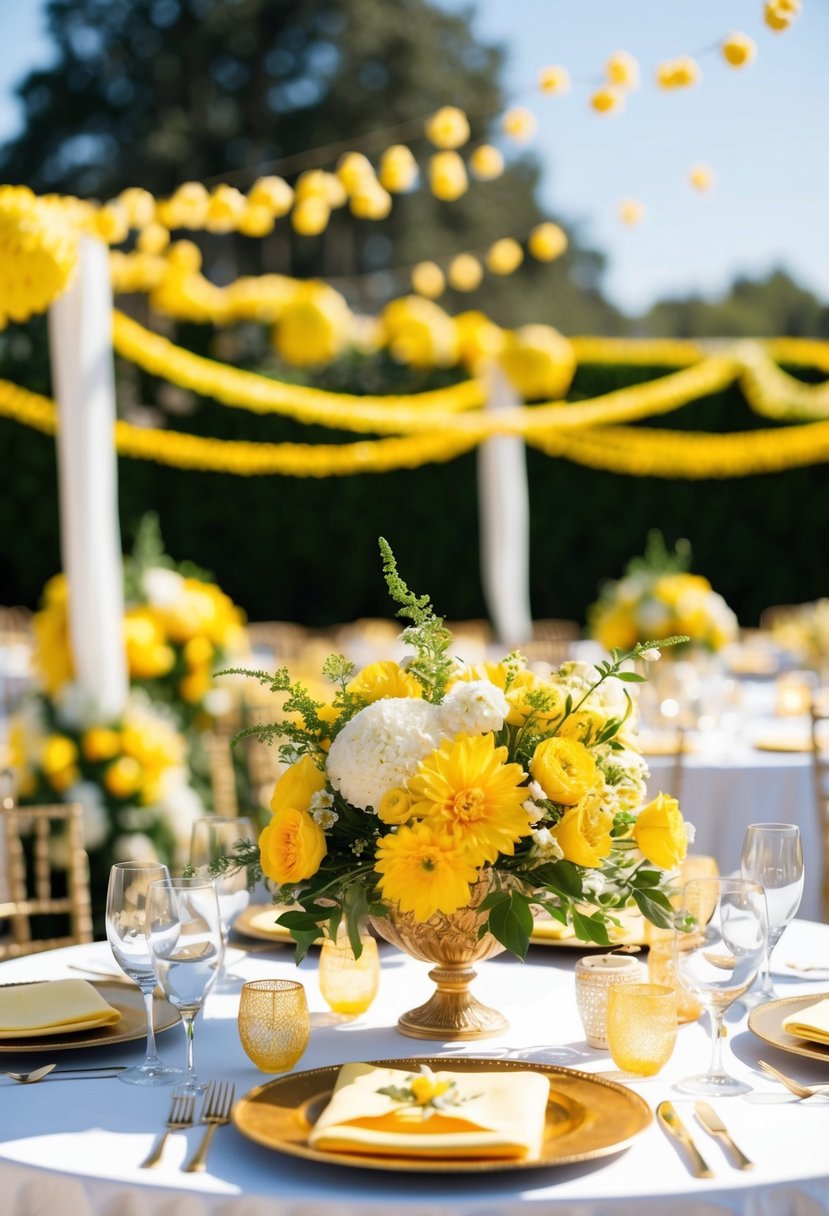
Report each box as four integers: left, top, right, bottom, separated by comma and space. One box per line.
749, 993, 829, 1064
232, 1056, 652, 1173
0, 980, 180, 1053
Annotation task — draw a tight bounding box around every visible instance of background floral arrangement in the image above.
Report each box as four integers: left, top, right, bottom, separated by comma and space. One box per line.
221, 539, 691, 960
769, 599, 829, 675
588, 530, 739, 654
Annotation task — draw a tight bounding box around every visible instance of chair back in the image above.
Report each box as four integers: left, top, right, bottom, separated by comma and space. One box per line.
0, 799, 94, 959
809, 690, 829, 922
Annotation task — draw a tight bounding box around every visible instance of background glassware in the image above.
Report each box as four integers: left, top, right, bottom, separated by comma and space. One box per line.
144, 876, 223, 1095
318, 933, 380, 1016
574, 953, 644, 1048
190, 815, 254, 991
606, 982, 677, 1076
740, 822, 804, 1005
647, 939, 704, 1023
105, 861, 181, 1086
674, 876, 767, 1096
238, 979, 310, 1073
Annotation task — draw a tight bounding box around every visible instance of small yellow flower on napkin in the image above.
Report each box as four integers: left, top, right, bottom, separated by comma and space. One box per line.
782, 998, 829, 1046
0, 979, 121, 1039
308, 1062, 550, 1160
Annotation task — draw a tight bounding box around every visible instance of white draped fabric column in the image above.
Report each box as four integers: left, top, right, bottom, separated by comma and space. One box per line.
48, 237, 128, 720
477, 369, 533, 648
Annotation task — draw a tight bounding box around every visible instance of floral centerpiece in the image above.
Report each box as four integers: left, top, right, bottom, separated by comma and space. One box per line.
588, 531, 738, 654
219, 540, 690, 1035
769, 599, 829, 676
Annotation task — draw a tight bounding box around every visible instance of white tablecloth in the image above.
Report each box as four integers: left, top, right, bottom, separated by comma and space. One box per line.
1, 925, 829, 1216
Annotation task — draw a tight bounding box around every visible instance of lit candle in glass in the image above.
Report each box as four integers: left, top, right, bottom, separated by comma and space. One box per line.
574, 953, 643, 1049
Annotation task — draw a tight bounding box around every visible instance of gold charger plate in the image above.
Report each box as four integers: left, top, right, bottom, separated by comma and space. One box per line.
751, 737, 812, 753
232, 1056, 652, 1173
234, 904, 324, 946
749, 993, 829, 1064
0, 980, 180, 1053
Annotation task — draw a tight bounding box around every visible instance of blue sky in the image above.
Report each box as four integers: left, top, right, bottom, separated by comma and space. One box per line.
1, 0, 827, 313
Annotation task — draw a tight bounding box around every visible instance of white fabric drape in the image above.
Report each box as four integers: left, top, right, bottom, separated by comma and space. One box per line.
48, 237, 127, 719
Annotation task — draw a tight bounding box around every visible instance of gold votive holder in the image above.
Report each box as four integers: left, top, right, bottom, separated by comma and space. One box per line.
318, 933, 380, 1016
574, 953, 644, 1049
606, 982, 678, 1076
647, 938, 704, 1023
775, 671, 815, 717
237, 979, 310, 1073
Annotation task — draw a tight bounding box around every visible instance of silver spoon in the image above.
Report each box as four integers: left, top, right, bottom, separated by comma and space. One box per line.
5, 1064, 126, 1084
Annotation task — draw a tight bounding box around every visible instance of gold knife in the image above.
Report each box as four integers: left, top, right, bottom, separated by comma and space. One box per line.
656, 1101, 714, 1178
694, 1101, 754, 1170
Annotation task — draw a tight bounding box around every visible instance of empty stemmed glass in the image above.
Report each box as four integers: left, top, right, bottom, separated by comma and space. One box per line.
105, 862, 181, 1086
674, 876, 767, 1096
740, 822, 804, 1006
190, 816, 253, 991
144, 877, 224, 1095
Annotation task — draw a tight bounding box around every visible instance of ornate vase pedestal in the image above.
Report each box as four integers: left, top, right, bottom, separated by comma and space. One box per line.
370, 877, 508, 1042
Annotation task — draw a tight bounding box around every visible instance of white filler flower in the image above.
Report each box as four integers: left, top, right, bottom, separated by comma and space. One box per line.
438, 680, 509, 737
327, 698, 443, 811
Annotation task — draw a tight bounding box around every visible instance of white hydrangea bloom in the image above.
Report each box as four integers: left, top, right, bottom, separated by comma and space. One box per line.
141, 566, 185, 608
438, 680, 509, 737
326, 697, 443, 810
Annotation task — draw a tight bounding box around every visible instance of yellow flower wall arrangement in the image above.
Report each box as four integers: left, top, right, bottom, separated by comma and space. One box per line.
216, 540, 690, 1038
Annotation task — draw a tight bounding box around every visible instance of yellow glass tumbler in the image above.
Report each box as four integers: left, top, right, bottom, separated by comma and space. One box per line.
606, 982, 677, 1076
238, 979, 310, 1073
318, 933, 380, 1016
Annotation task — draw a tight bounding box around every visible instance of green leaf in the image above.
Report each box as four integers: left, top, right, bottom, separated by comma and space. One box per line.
486, 891, 534, 960
615, 671, 645, 683
571, 909, 612, 945
533, 859, 584, 900
632, 888, 676, 930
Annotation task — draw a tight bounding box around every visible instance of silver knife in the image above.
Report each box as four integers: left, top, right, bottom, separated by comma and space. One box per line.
657, 1101, 714, 1178
694, 1101, 754, 1170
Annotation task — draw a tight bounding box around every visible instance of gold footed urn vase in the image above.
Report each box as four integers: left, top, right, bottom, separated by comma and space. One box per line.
370, 877, 508, 1041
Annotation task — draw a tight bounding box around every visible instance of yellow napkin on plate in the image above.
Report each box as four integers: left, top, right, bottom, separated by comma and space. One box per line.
308, 1062, 550, 1160
782, 998, 829, 1045
0, 979, 121, 1039
530, 918, 576, 942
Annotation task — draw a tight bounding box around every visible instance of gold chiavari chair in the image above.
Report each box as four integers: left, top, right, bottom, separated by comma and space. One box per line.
809, 689, 829, 922
0, 797, 93, 959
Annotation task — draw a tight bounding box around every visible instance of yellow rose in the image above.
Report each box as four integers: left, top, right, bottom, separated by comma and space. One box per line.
530, 736, 598, 805
505, 670, 565, 729
179, 668, 212, 704
410, 1074, 452, 1104
633, 792, 687, 869
377, 787, 414, 826
104, 756, 144, 799
184, 636, 214, 668
347, 661, 423, 703
270, 754, 326, 816
593, 603, 638, 651
259, 808, 327, 884
41, 734, 78, 776
81, 727, 121, 763
551, 795, 614, 867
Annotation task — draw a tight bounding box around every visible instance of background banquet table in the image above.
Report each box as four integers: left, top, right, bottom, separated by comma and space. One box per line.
1, 925, 829, 1216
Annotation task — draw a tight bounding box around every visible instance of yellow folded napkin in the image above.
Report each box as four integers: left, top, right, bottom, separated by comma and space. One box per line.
308, 1062, 550, 1160
0, 979, 121, 1039
782, 997, 829, 1045
530, 917, 576, 942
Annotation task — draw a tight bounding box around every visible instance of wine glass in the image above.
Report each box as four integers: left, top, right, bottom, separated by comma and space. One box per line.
105, 862, 181, 1086
740, 822, 804, 1006
674, 876, 767, 1096
190, 816, 254, 991
144, 877, 224, 1095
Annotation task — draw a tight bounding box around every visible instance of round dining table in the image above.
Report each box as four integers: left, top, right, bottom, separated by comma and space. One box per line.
0, 921, 828, 1216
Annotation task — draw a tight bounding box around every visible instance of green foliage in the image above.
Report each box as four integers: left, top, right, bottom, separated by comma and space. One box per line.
379, 536, 453, 702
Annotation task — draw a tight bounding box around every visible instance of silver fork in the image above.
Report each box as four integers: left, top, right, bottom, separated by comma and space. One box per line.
140, 1092, 196, 1168
184, 1081, 236, 1173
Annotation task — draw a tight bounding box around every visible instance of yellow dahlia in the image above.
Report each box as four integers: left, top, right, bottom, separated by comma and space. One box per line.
374, 822, 478, 921
408, 734, 530, 865
0, 187, 77, 327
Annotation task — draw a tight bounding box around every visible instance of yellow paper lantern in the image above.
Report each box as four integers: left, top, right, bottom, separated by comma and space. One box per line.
486, 237, 524, 275
502, 107, 537, 142
411, 260, 445, 299
656, 57, 701, 89
273, 281, 350, 368
382, 296, 459, 369
499, 324, 576, 401
528, 222, 568, 262
722, 32, 757, 67
448, 253, 484, 292
428, 151, 468, 201
291, 196, 330, 235
425, 106, 471, 150
248, 175, 294, 217
335, 152, 375, 192
378, 145, 418, 193
469, 144, 504, 181
590, 86, 624, 114
538, 65, 571, 95
618, 198, 646, 226
349, 181, 392, 220
606, 50, 640, 91
688, 164, 714, 193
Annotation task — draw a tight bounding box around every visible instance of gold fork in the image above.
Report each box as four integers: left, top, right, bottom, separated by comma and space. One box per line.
184, 1081, 236, 1173
759, 1059, 829, 1099
140, 1092, 196, 1168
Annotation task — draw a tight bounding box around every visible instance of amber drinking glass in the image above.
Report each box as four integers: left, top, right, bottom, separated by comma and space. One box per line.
606, 983, 678, 1076
318, 934, 380, 1016
238, 979, 310, 1073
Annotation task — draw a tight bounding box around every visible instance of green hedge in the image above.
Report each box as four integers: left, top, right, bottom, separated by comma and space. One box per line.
1, 358, 827, 629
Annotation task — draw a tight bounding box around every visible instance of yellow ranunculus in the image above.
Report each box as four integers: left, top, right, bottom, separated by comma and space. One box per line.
374, 821, 478, 922
32, 574, 74, 695
81, 727, 121, 763
259, 808, 327, 885
348, 661, 423, 703
593, 602, 638, 651
377, 787, 415, 826
270, 754, 326, 816
184, 636, 214, 669
41, 734, 78, 776
551, 795, 613, 867
104, 756, 144, 799
555, 710, 605, 746
530, 736, 598, 806
179, 668, 211, 704
633, 792, 687, 869
124, 608, 176, 679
